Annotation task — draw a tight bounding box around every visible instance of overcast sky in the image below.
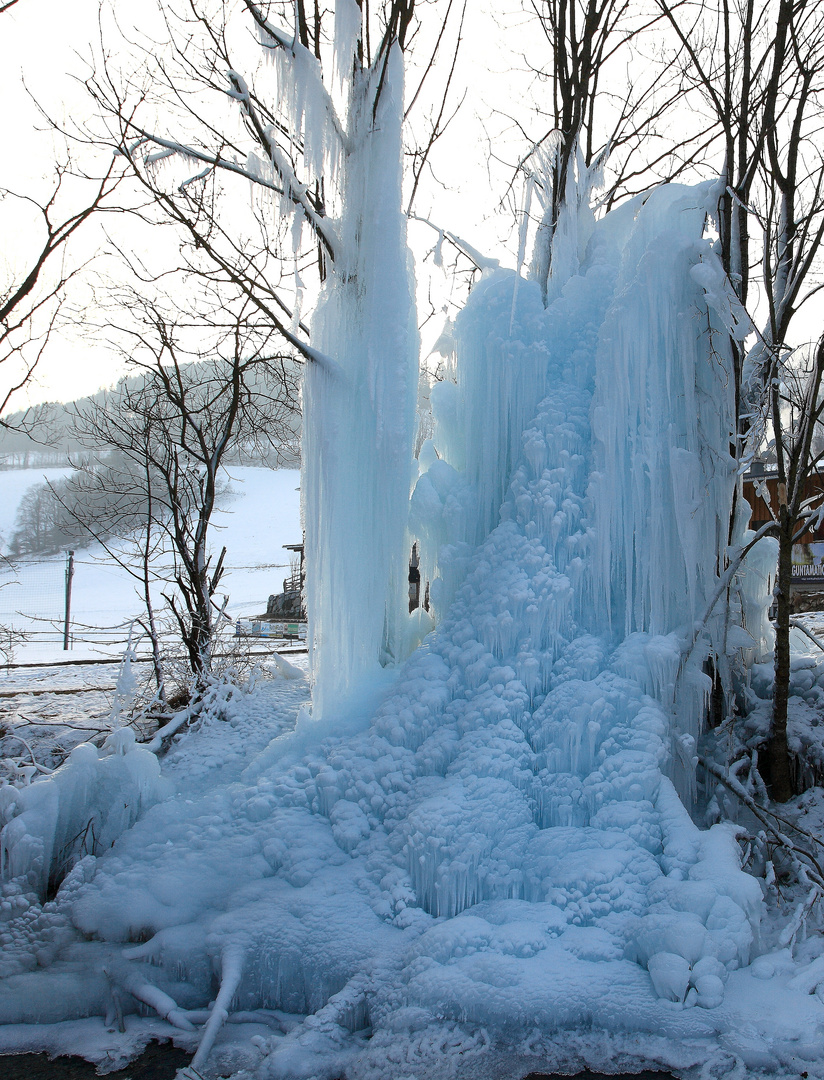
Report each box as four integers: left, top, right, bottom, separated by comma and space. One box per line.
7, 1, 817, 417
0, 0, 120, 406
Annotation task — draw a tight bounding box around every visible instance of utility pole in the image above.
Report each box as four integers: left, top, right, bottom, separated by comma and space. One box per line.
63, 550, 75, 651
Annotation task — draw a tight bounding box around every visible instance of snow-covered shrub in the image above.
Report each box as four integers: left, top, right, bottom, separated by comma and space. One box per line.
0, 729, 170, 900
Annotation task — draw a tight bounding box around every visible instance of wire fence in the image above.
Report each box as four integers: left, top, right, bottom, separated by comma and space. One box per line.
0, 552, 302, 657
0, 557, 66, 629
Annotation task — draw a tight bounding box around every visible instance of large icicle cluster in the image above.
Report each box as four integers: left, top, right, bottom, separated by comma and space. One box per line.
1, 180, 822, 1080
587, 191, 731, 639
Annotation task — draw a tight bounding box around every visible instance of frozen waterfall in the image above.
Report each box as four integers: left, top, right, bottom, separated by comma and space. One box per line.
1, 179, 820, 1080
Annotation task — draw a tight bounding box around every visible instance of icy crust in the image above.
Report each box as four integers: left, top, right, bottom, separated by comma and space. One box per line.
2, 185, 823, 1078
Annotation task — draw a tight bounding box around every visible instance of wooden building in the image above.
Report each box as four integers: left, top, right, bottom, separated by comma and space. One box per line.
744, 463, 824, 610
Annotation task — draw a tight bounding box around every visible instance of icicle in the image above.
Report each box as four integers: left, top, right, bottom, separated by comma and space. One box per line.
333, 0, 362, 98
510, 174, 534, 336
183, 946, 245, 1076
108, 623, 139, 729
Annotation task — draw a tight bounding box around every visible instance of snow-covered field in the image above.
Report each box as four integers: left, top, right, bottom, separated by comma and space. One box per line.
0, 466, 302, 664
0, 466, 303, 779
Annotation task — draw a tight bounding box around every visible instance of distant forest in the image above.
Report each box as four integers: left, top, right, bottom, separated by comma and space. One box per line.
0, 363, 301, 556
0, 364, 301, 471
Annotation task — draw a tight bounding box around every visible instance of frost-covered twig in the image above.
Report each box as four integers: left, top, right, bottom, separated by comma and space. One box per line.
410, 215, 500, 272
699, 754, 824, 889
109, 624, 140, 727
778, 887, 820, 949
0, 733, 54, 775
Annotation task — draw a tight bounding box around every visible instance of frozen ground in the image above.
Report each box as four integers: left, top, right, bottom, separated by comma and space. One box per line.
0, 659, 312, 1075
0, 654, 822, 1080
0, 645, 308, 783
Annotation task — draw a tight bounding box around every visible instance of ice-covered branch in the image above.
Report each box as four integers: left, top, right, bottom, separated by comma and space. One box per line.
241, 1, 348, 146
129, 127, 339, 262
224, 71, 339, 262
243, 0, 302, 51
699, 755, 824, 889
104, 962, 196, 1031
411, 215, 500, 271
185, 947, 245, 1074
677, 519, 778, 680
788, 618, 824, 654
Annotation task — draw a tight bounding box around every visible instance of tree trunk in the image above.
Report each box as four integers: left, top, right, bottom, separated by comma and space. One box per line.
768, 517, 795, 802
189, 584, 212, 687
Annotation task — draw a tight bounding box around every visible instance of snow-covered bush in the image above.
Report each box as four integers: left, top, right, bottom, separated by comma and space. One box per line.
0, 729, 170, 901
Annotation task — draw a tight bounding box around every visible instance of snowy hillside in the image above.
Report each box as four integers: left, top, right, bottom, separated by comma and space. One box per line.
0, 467, 301, 662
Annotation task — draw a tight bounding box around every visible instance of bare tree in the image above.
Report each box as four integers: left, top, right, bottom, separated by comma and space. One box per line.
654, 0, 824, 799
71, 283, 299, 696
761, 338, 824, 800
513, 0, 694, 298
0, 155, 126, 423
657, 0, 821, 428
80, 0, 419, 367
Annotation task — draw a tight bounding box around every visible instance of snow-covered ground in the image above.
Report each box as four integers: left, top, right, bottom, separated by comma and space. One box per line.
0, 466, 301, 664
0, 662, 312, 1076
0, 466, 303, 780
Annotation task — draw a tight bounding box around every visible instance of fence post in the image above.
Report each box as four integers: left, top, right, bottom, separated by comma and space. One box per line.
63, 550, 75, 651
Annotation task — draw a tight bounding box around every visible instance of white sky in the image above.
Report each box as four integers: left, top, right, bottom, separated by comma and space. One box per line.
0, 0, 531, 410
0, 0, 123, 406
2, 1, 819, 412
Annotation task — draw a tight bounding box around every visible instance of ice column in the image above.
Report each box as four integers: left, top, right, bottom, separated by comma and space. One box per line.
302, 37, 419, 718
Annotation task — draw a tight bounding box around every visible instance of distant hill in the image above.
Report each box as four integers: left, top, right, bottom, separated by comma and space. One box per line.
0, 360, 302, 470
0, 400, 90, 468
